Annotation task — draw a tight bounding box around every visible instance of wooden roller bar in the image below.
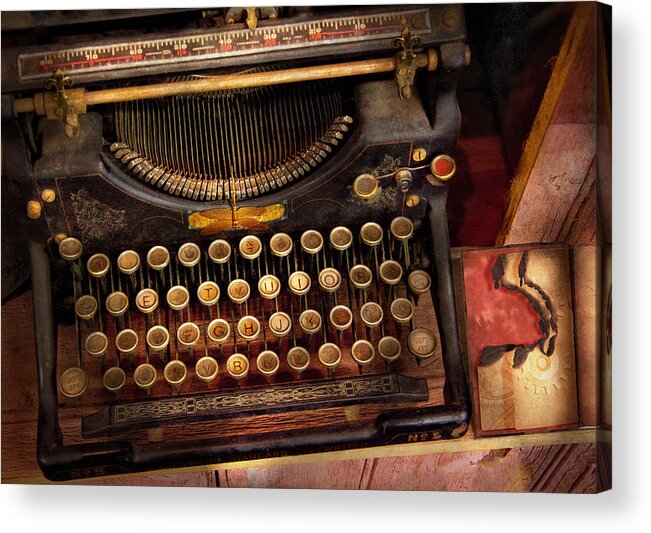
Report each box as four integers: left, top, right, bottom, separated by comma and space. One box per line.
12, 50, 438, 116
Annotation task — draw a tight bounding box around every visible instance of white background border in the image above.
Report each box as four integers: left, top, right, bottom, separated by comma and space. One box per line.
1, 0, 648, 531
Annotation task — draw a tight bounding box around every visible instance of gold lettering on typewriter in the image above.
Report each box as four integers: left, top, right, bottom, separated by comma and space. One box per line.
330, 305, 353, 330
349, 264, 373, 289
188, 204, 286, 236
208, 318, 230, 343
391, 297, 414, 324
287, 346, 310, 372
228, 279, 251, 304
147, 246, 170, 270
352, 340, 375, 365
106, 291, 128, 316
208, 239, 231, 264
177, 323, 200, 347
318, 343, 341, 368
360, 301, 383, 327
408, 269, 431, 294
178, 242, 201, 267
237, 316, 260, 341
269, 311, 292, 337
197, 281, 220, 306
227, 354, 249, 379
258, 274, 281, 299
239, 235, 262, 260
269, 233, 292, 257
299, 309, 322, 335
117, 250, 140, 274
59, 367, 88, 398
408, 328, 437, 359
318, 268, 341, 292
136, 288, 158, 313
257, 350, 280, 376
288, 271, 311, 296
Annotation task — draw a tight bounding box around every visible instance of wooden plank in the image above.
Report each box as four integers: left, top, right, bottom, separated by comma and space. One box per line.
222, 459, 367, 490
497, 3, 599, 246
221, 443, 599, 492
362, 443, 597, 492
572, 245, 602, 427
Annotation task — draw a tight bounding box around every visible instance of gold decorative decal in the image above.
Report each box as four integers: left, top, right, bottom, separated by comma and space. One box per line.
188, 203, 286, 235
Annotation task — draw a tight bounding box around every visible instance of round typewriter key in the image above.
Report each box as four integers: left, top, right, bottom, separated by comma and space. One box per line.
378, 336, 402, 362
197, 281, 220, 306
208, 239, 231, 264
268, 311, 292, 338
360, 301, 384, 328
329, 305, 353, 331
360, 222, 383, 247
177, 242, 201, 267
269, 233, 293, 257
299, 309, 322, 335
105, 291, 129, 317
287, 346, 310, 373
227, 279, 251, 304
167, 285, 190, 311
207, 318, 231, 344
195, 356, 219, 383
59, 237, 83, 261
288, 271, 311, 296
390, 297, 414, 324
258, 274, 281, 300
351, 339, 375, 366
317, 342, 341, 369
75, 294, 98, 321
408, 270, 432, 295
85, 331, 108, 358
352, 173, 379, 200
408, 328, 438, 359
146, 325, 170, 352
136, 288, 159, 314
239, 235, 262, 260
430, 154, 457, 182
390, 216, 415, 241
117, 249, 140, 275
329, 226, 353, 251
237, 315, 261, 341
226, 353, 249, 380
103, 366, 126, 393
257, 350, 280, 377
349, 264, 373, 289
164, 360, 188, 387
59, 367, 88, 399
87, 253, 110, 278
147, 245, 170, 271
379, 260, 403, 285
300, 229, 324, 254
115, 328, 139, 354
318, 267, 342, 293
134, 363, 157, 391
177, 322, 201, 347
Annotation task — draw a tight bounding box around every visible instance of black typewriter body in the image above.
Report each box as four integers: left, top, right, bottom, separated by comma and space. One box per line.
2, 5, 470, 481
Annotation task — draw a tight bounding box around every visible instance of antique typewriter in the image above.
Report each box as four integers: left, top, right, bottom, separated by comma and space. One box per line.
1, 5, 470, 481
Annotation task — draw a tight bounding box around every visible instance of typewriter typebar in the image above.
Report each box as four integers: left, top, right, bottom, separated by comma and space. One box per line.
2, 5, 470, 480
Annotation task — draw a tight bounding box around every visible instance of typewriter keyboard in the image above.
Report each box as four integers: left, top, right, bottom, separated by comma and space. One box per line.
55, 217, 446, 438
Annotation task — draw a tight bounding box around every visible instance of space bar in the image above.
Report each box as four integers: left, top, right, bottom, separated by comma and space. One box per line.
82, 373, 429, 438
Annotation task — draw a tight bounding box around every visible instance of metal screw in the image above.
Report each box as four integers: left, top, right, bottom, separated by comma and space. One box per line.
41, 188, 56, 203
412, 148, 427, 162
442, 8, 459, 28
405, 195, 420, 208
26, 200, 42, 220
395, 169, 413, 192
